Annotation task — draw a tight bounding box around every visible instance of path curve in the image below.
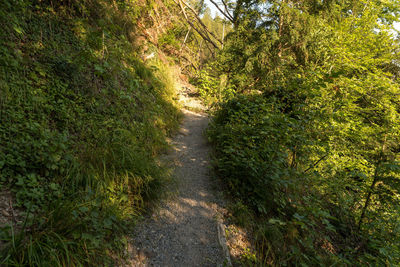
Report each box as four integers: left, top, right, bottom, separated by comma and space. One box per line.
128, 88, 226, 266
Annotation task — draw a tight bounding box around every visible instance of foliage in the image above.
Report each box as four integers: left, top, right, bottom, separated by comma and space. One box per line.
207, 0, 400, 265
190, 64, 234, 105
170, 3, 233, 73
209, 93, 400, 265
0, 0, 181, 265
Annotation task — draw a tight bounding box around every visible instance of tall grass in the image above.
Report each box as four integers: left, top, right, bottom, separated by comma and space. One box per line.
0, 0, 181, 265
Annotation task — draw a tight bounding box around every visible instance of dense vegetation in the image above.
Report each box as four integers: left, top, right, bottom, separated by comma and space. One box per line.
203, 0, 400, 265
2, 0, 400, 265
0, 0, 182, 265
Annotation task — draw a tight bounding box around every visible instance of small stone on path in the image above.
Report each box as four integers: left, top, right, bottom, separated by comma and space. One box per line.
128, 86, 229, 267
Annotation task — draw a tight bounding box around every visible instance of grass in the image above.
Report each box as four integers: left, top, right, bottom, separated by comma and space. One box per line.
0, 0, 182, 265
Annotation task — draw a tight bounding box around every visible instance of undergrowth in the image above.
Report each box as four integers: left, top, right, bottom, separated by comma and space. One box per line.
204, 2, 400, 265
0, 0, 180, 265
190, 64, 234, 107
208, 95, 400, 266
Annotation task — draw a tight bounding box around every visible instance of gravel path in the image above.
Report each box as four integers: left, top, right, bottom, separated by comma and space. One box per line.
128, 89, 227, 266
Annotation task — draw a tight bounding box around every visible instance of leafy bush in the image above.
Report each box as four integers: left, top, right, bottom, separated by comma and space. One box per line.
206, 1, 400, 265
208, 94, 400, 265
190, 65, 234, 106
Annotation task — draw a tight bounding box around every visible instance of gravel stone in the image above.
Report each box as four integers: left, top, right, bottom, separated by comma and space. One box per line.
128, 88, 227, 267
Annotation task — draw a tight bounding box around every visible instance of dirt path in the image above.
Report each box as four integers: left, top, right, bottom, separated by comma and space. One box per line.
128, 88, 227, 266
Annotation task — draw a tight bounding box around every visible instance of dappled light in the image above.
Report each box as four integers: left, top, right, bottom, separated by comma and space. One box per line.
1, 0, 399, 266
130, 102, 226, 266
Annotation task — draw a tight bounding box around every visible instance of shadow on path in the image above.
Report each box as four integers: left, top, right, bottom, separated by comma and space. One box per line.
129, 109, 225, 267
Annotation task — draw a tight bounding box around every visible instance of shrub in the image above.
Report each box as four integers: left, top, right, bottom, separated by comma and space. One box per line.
208, 94, 400, 265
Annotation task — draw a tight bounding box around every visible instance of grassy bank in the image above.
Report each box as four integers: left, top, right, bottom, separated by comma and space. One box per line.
0, 0, 181, 265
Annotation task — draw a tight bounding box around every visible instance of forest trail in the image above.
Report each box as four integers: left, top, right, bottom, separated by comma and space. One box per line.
128, 86, 228, 266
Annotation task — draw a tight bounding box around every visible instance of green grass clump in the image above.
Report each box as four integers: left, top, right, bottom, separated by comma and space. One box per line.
0, 0, 180, 265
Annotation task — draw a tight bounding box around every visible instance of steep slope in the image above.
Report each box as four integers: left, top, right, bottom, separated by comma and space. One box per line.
0, 0, 182, 265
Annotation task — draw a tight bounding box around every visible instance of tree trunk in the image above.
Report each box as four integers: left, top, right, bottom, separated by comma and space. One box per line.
277, 0, 286, 58
358, 165, 379, 231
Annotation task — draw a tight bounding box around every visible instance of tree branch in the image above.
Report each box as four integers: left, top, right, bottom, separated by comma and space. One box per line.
181, 0, 223, 45
221, 0, 235, 21
174, 0, 219, 49
303, 154, 328, 173
209, 0, 234, 23
358, 165, 379, 230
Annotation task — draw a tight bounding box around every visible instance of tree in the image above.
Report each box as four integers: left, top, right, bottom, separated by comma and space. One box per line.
206, 0, 400, 264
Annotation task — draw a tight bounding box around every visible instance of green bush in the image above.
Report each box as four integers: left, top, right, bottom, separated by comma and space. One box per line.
208, 94, 400, 265
190, 65, 234, 106
209, 96, 303, 214
205, 1, 400, 265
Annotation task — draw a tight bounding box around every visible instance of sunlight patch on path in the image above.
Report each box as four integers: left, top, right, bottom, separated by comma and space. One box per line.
127, 86, 229, 267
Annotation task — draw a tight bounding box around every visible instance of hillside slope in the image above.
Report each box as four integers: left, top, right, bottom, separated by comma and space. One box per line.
0, 0, 183, 265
